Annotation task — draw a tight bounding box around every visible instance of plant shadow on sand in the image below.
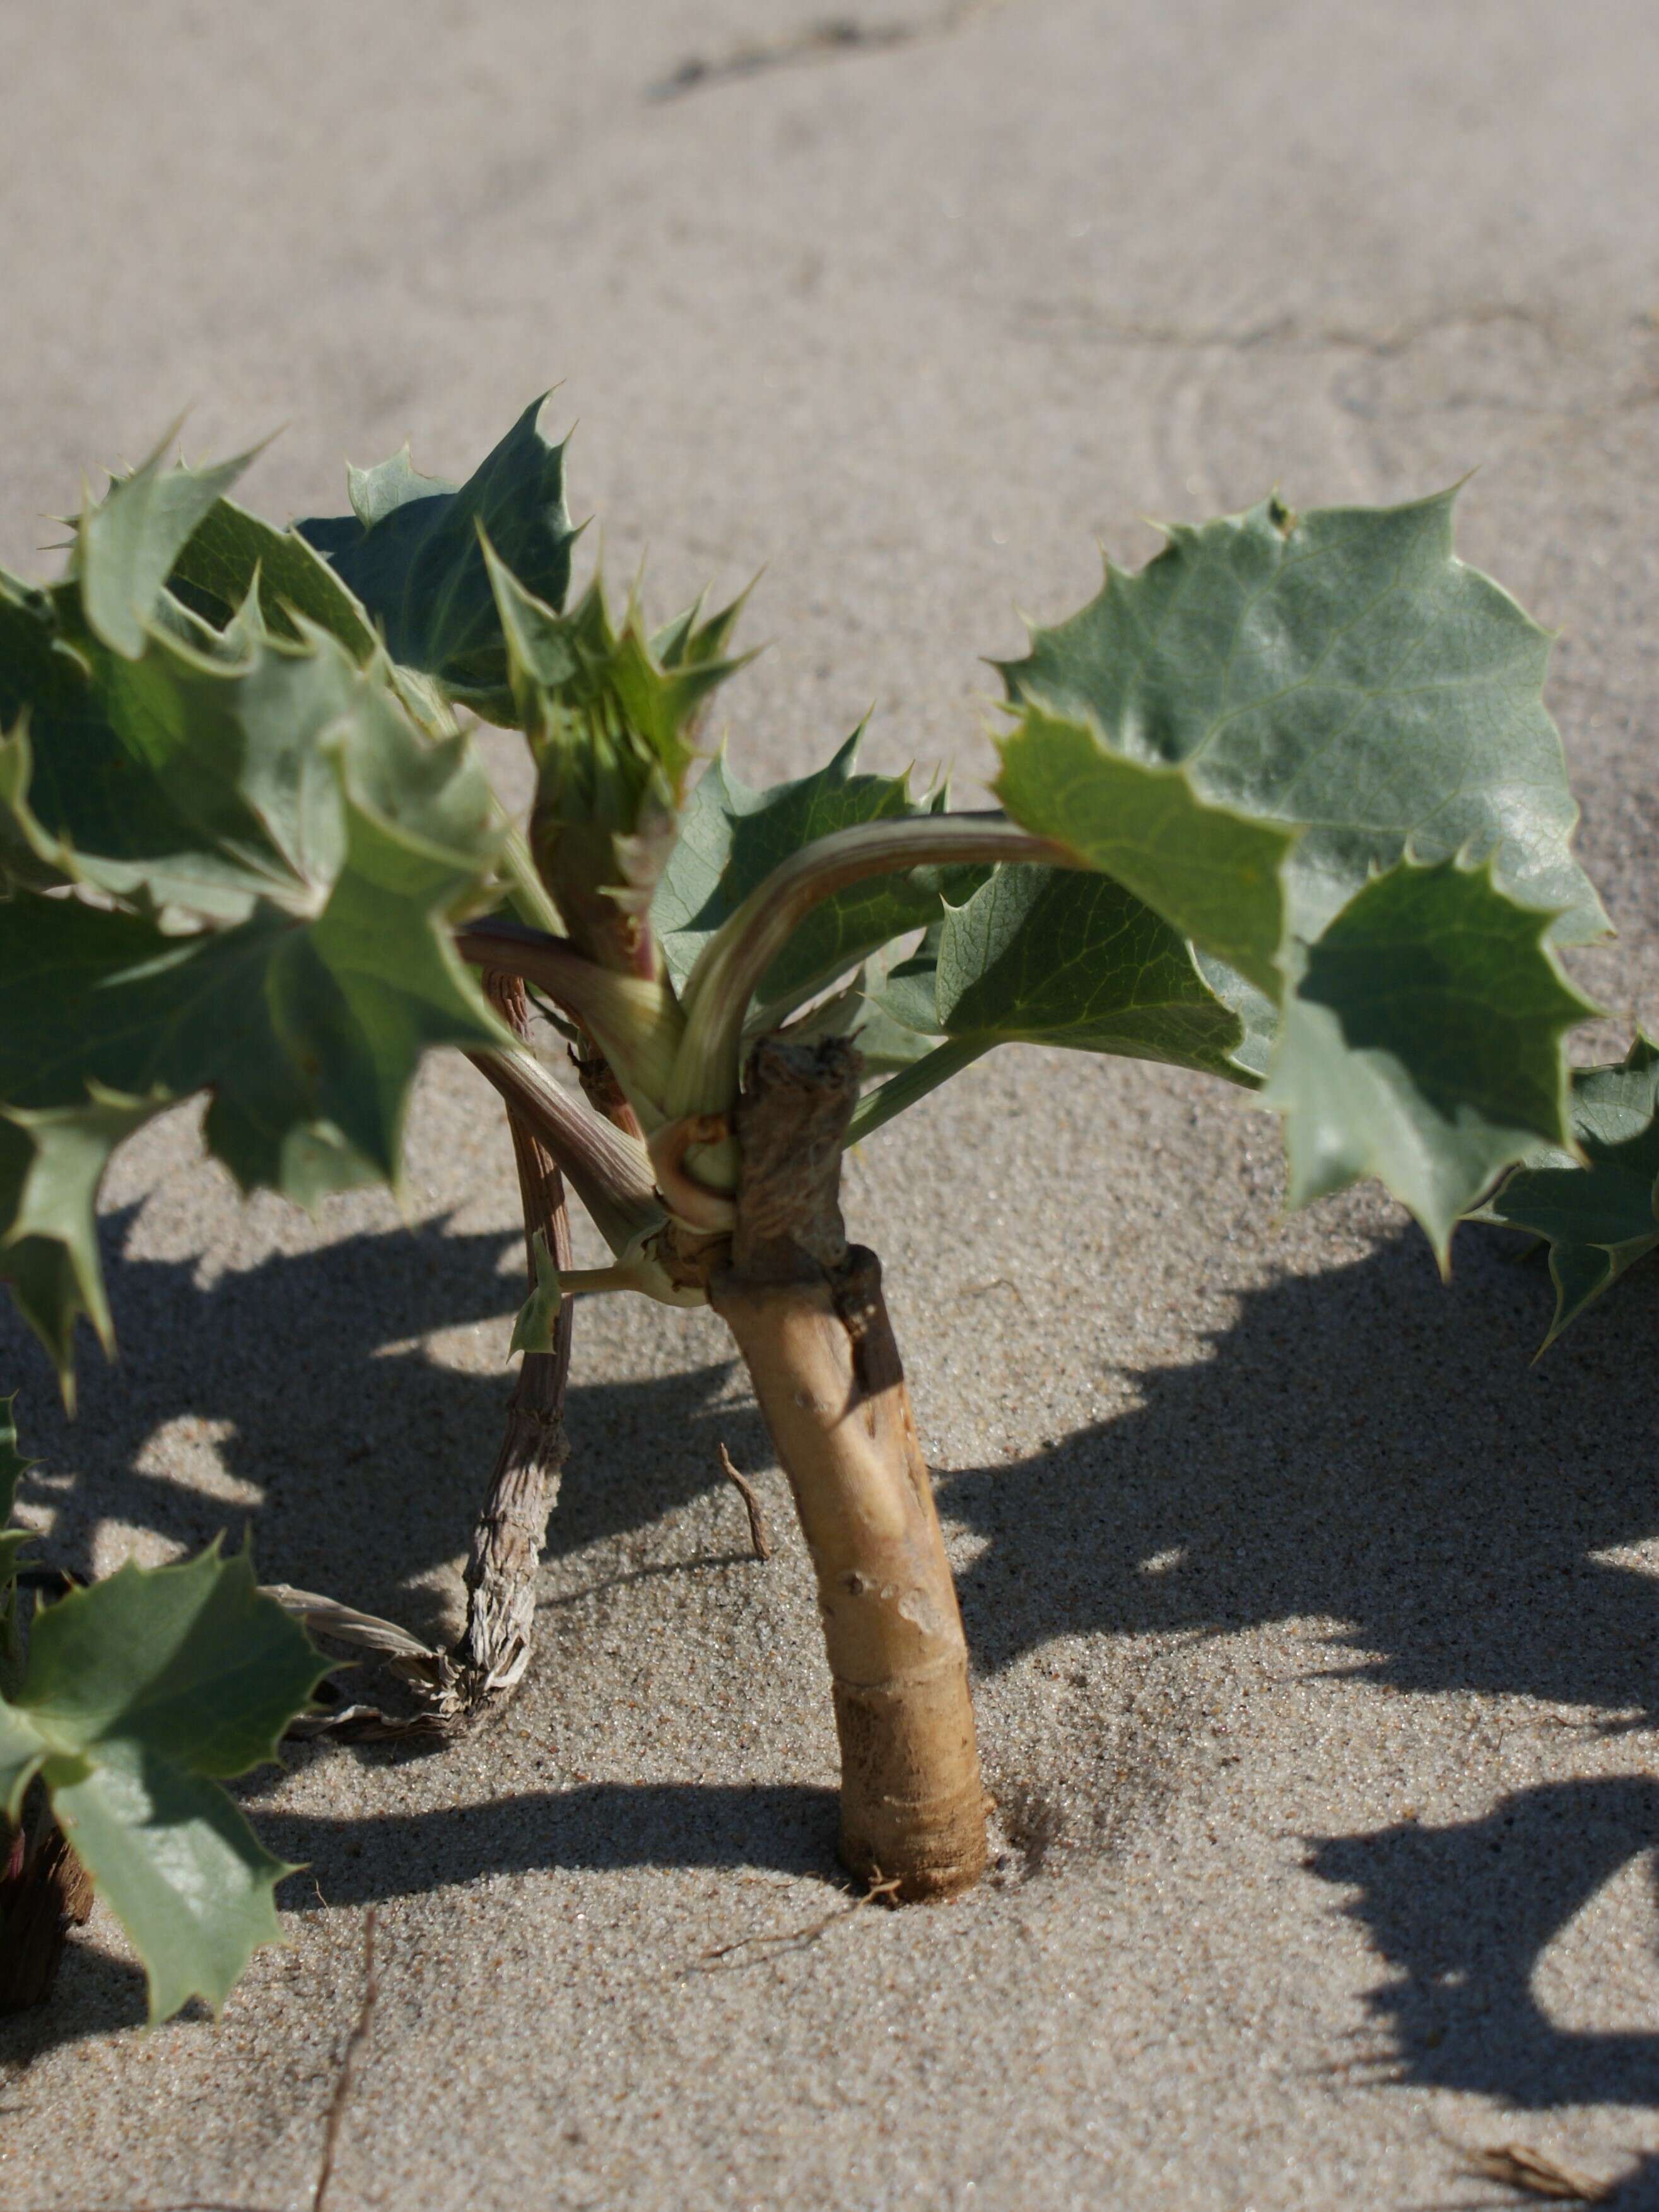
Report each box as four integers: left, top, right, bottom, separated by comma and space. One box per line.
1309, 1782, 1659, 2112
4, 1197, 1658, 2100
0, 1202, 775, 1632
934, 1222, 1659, 2115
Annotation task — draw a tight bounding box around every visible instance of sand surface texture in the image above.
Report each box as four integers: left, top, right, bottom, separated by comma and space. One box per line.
4, 3, 1659, 2206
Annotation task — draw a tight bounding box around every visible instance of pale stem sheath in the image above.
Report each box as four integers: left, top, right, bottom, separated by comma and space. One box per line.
669, 814, 1076, 1126
456, 918, 685, 1125
447, 971, 577, 1711
464, 1041, 660, 1257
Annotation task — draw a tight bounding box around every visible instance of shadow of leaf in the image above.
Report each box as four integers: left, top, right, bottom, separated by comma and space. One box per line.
1, 1206, 768, 1635
942, 1227, 1659, 1719
1308, 1779, 1659, 2109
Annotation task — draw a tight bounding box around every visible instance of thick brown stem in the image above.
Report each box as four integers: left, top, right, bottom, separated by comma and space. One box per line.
708, 1038, 987, 1900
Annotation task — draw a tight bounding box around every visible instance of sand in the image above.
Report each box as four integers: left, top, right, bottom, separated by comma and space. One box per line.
4, 2, 1659, 2205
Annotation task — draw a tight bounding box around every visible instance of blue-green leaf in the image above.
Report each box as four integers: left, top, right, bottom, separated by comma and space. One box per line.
654, 735, 955, 1021
296, 397, 580, 722
1263, 857, 1595, 1268
1, 1545, 324, 2020
49, 1746, 296, 2025
166, 496, 379, 660
930, 865, 1262, 1084
1472, 1033, 1659, 1346
70, 430, 261, 660
994, 491, 1604, 1245
0, 618, 507, 1391
997, 489, 1606, 957
0, 1092, 172, 1403
994, 708, 1294, 1000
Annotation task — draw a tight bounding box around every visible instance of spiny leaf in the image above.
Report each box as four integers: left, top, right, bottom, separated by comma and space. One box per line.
997, 488, 1606, 955
994, 708, 1294, 999
497, 558, 748, 787
1, 585, 386, 920
0, 789, 501, 1186
488, 547, 752, 968
166, 495, 379, 658
1473, 1034, 1659, 1347
70, 428, 262, 660
0, 579, 507, 1389
1263, 856, 1594, 1269
347, 442, 452, 528
296, 396, 581, 722
653, 733, 954, 1022
164, 501, 459, 739
0, 631, 507, 1386
5, 506, 498, 927
21, 1546, 321, 1773
929, 865, 1263, 1083
52, 1748, 297, 2025
848, 872, 1269, 1137
651, 583, 748, 672
0, 574, 266, 915
994, 491, 1603, 1246
0, 1091, 173, 1402
1, 1545, 324, 2020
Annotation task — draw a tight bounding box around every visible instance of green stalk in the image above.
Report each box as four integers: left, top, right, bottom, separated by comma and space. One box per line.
667, 814, 1074, 1133
455, 920, 685, 1128
553, 1253, 708, 1309
843, 1038, 992, 1147
464, 1039, 660, 1258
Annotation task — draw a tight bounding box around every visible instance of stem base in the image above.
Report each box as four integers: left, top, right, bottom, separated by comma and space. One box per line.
713, 1250, 987, 1902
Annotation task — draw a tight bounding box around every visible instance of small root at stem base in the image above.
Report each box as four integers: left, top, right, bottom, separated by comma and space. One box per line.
717, 1442, 773, 1560
681, 1870, 902, 1975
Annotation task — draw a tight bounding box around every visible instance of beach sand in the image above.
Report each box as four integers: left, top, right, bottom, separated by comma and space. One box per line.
3, 4, 1659, 2204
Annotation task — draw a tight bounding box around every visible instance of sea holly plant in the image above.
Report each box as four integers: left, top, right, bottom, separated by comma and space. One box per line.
0, 399, 1609, 1934
1469, 1034, 1659, 1349
0, 1392, 325, 2017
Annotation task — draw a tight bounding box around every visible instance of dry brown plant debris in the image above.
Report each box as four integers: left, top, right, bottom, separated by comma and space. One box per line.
312, 1911, 380, 2212
1460, 2141, 1619, 2204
